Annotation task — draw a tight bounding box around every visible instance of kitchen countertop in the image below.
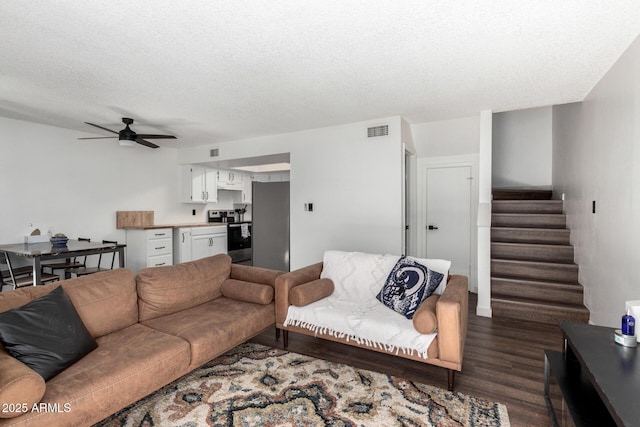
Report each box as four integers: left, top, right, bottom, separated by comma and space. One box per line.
122, 223, 227, 230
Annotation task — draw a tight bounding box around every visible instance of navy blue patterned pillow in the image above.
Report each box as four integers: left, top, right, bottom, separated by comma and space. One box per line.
376, 256, 444, 319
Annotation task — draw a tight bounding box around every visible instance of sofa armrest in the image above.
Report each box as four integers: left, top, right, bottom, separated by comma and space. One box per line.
0, 348, 46, 418
275, 262, 323, 325
230, 263, 284, 287
435, 275, 469, 369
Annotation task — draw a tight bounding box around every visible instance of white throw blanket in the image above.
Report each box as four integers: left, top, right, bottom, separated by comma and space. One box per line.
283, 251, 451, 359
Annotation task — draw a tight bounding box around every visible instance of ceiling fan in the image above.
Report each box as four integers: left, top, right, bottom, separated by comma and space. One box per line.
79, 117, 176, 149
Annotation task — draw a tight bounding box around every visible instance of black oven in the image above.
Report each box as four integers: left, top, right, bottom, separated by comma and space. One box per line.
227, 222, 252, 264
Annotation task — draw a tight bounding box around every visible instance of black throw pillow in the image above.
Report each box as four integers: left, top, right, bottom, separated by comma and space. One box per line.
0, 286, 98, 381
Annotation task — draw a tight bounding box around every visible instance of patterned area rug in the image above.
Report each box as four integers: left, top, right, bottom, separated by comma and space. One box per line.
95, 343, 510, 426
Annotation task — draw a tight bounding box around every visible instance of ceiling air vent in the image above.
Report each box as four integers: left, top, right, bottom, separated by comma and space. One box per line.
210, 148, 219, 157
367, 124, 389, 138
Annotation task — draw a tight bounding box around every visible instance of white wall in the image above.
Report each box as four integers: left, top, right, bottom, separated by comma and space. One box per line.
493, 106, 553, 189
180, 117, 405, 269
0, 117, 203, 258
552, 35, 640, 327
411, 115, 480, 158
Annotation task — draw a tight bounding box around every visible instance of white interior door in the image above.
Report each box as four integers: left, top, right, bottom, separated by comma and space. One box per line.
425, 166, 472, 279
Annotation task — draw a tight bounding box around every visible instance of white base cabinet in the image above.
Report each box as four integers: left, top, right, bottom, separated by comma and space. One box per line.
173, 226, 227, 264
125, 228, 173, 273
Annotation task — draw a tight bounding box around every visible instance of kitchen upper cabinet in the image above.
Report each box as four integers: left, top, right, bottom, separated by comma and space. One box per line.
217, 170, 244, 190
181, 165, 217, 203
253, 172, 290, 182
241, 173, 253, 204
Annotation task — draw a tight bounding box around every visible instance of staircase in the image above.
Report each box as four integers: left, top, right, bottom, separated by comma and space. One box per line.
490, 189, 590, 324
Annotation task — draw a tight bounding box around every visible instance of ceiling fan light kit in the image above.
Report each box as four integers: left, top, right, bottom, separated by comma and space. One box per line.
80, 117, 176, 149
118, 139, 137, 147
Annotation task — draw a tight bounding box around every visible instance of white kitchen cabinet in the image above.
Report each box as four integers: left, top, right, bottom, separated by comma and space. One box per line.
217, 170, 244, 190
253, 172, 290, 182
181, 165, 217, 203
241, 173, 253, 204
173, 226, 227, 264
126, 228, 173, 273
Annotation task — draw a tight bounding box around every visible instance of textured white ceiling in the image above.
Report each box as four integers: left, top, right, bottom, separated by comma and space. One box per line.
1, 1, 639, 148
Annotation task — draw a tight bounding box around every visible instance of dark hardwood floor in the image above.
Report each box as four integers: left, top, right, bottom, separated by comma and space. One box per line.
251, 292, 563, 427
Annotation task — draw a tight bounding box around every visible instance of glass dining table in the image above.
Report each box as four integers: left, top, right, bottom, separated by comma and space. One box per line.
0, 239, 126, 285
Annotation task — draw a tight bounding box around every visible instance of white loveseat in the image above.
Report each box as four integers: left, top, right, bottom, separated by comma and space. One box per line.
275, 251, 469, 390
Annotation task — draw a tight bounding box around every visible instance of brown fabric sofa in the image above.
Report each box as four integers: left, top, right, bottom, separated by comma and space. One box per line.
275, 262, 468, 390
0, 254, 282, 427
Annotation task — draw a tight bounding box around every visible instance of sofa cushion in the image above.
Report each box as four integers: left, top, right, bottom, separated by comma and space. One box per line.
221, 279, 274, 304
0, 282, 58, 312
0, 286, 98, 381
412, 294, 440, 334
142, 296, 275, 369
376, 256, 443, 319
0, 348, 46, 419
11, 323, 191, 427
290, 279, 334, 307
61, 268, 139, 338
137, 254, 232, 322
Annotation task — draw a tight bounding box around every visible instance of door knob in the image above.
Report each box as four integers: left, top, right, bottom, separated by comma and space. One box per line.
428, 225, 439, 230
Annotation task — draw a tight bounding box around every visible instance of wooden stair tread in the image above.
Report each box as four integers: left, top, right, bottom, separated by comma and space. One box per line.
492, 189, 553, 200
493, 200, 562, 205
491, 227, 571, 245
492, 258, 578, 284
491, 242, 574, 263
491, 226, 570, 231
492, 241, 573, 250
492, 213, 566, 218
492, 200, 564, 214
491, 226, 570, 235
492, 258, 578, 268
492, 213, 567, 229
491, 296, 588, 312
491, 275, 583, 289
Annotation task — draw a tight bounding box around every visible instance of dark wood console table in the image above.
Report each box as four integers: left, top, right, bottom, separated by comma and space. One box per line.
544, 321, 640, 426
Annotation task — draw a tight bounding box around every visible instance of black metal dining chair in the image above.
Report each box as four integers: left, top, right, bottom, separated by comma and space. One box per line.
69, 240, 118, 277
1, 252, 59, 291
41, 237, 91, 275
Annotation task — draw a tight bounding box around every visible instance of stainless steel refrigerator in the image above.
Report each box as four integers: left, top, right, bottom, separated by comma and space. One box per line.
251, 181, 290, 271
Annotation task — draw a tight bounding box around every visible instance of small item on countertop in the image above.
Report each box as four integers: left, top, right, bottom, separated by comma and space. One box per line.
622, 309, 636, 336
50, 233, 69, 247
614, 329, 638, 347
24, 228, 49, 243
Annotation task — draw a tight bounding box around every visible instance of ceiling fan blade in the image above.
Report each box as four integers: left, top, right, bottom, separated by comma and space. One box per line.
135, 134, 177, 139
135, 138, 159, 149
85, 122, 118, 134
78, 136, 118, 140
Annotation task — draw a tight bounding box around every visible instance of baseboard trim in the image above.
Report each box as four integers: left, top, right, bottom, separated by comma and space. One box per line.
476, 305, 492, 318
